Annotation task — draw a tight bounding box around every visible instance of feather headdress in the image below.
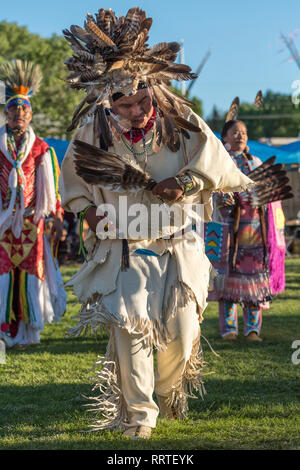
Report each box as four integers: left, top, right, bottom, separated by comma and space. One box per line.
63, 7, 201, 149
223, 93, 293, 206
0, 60, 42, 108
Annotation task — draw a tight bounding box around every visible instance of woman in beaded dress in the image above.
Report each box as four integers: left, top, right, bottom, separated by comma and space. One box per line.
215, 119, 285, 341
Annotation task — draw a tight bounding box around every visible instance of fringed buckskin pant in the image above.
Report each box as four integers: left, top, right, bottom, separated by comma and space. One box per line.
115, 300, 200, 428
73, 246, 207, 431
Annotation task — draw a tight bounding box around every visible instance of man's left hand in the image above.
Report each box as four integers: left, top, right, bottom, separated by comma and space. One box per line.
151, 177, 183, 202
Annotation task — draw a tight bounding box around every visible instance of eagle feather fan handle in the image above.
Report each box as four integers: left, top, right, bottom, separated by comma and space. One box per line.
73, 139, 157, 192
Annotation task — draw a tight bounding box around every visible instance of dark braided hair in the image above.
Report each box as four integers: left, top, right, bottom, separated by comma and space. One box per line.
221, 119, 252, 160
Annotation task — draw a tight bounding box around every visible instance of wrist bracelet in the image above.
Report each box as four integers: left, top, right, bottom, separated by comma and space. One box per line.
174, 176, 185, 193
174, 174, 195, 195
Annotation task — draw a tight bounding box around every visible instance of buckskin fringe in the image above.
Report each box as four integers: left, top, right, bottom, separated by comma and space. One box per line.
69, 279, 211, 430
68, 295, 171, 350
67, 296, 126, 338
68, 278, 207, 350
69, 274, 207, 346
166, 331, 207, 418
84, 330, 129, 431
84, 323, 209, 431
162, 280, 205, 327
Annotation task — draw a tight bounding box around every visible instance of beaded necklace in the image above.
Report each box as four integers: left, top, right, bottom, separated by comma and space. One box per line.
121, 121, 171, 219
6, 127, 29, 203
121, 129, 154, 158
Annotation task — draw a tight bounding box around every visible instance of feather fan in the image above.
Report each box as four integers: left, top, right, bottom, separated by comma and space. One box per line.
247, 156, 293, 207
73, 139, 157, 192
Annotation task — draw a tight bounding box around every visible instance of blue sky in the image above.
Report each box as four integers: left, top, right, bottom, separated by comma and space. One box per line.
2, 0, 300, 117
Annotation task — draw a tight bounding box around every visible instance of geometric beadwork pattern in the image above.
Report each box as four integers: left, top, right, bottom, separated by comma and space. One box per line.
205, 221, 228, 262
205, 222, 223, 261
205, 221, 230, 302
0, 219, 38, 266
224, 302, 237, 330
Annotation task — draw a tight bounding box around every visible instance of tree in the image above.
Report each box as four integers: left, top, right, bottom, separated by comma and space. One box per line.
0, 22, 205, 139
171, 85, 203, 117
206, 90, 300, 139
0, 21, 84, 139
206, 105, 223, 134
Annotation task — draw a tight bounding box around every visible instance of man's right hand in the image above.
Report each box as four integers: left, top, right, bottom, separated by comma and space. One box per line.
84, 206, 106, 232
151, 177, 184, 202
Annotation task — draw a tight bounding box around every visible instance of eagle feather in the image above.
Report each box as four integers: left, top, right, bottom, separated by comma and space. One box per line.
225, 97, 239, 122
73, 139, 157, 192
247, 156, 293, 206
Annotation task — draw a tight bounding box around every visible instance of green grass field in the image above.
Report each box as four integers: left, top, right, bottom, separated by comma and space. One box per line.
0, 259, 299, 450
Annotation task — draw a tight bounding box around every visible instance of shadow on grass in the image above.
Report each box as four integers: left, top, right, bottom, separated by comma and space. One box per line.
6, 311, 298, 358
1, 389, 300, 451
0, 375, 299, 423
1, 401, 299, 450
6, 335, 109, 356
0, 382, 90, 408
280, 284, 300, 293
284, 265, 300, 275
2, 436, 298, 450
202, 312, 300, 331
278, 295, 300, 300
192, 377, 300, 411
